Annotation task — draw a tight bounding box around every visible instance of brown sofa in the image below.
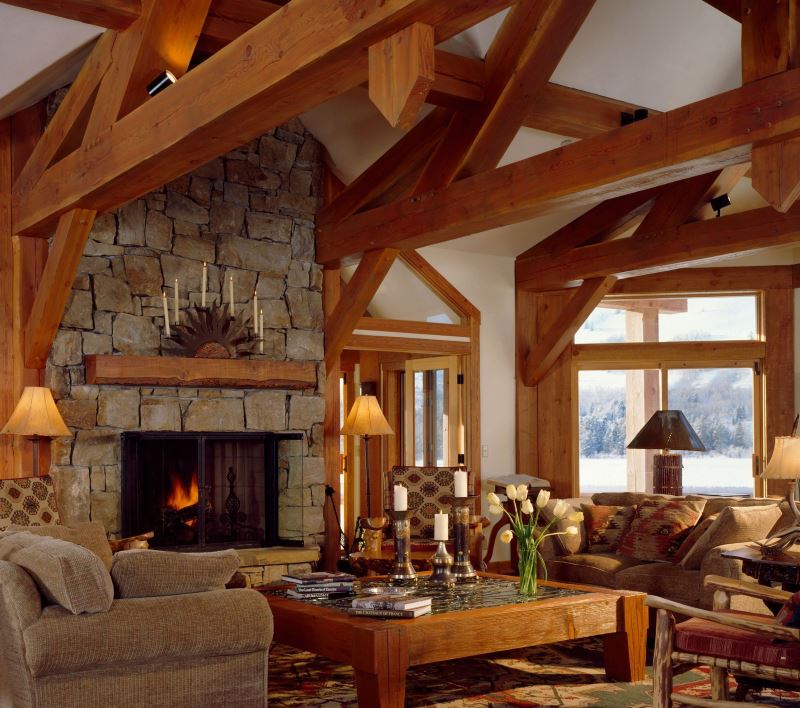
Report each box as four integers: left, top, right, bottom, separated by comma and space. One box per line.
0, 541, 273, 708
540, 492, 793, 613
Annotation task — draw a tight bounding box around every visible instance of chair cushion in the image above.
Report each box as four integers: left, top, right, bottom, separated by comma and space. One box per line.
674, 615, 800, 669
111, 549, 240, 598
0, 532, 113, 614
582, 504, 635, 553
0, 475, 60, 530
386, 466, 466, 539
679, 504, 783, 570
1, 521, 112, 570
617, 498, 706, 562
546, 552, 648, 588
23, 589, 273, 678
614, 562, 702, 605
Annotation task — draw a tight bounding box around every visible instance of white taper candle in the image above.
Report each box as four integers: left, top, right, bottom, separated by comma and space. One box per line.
162, 290, 171, 337
173, 278, 179, 325
201, 262, 207, 307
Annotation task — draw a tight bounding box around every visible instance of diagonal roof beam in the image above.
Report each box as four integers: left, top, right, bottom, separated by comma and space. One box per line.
1, 0, 141, 29
13, 0, 514, 236
316, 67, 800, 265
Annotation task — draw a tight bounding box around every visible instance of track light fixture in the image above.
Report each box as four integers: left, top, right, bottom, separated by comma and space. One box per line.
147, 70, 177, 97
709, 193, 731, 218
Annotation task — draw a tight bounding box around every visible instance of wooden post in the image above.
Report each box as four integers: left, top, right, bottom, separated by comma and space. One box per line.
652, 608, 675, 708
0, 118, 12, 473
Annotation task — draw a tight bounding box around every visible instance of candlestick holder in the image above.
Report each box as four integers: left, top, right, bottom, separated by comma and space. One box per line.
388, 509, 417, 584
447, 494, 479, 583
428, 541, 455, 586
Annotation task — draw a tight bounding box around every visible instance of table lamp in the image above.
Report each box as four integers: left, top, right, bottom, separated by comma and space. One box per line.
341, 395, 393, 521
0, 387, 72, 475
627, 410, 706, 495
757, 435, 800, 555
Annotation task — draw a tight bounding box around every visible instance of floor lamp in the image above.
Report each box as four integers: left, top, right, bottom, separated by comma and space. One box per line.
341, 395, 394, 545
627, 410, 706, 495
757, 435, 800, 555
1, 387, 72, 475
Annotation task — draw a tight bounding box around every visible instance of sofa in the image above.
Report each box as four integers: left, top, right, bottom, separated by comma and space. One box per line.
0, 526, 273, 708
539, 492, 794, 613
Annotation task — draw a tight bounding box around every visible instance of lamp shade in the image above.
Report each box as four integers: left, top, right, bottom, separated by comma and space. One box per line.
627, 410, 705, 452
0, 387, 71, 438
762, 436, 800, 479
341, 395, 393, 437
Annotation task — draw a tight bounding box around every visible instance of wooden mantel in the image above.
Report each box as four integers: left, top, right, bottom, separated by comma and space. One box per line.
85, 355, 317, 390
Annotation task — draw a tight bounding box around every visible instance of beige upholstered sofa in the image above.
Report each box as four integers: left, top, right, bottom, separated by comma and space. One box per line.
0, 530, 274, 708
540, 492, 793, 613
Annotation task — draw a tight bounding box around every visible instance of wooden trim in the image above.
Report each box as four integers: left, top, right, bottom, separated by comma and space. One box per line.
522, 276, 616, 386
468, 315, 481, 484
515, 288, 537, 475
24, 209, 97, 369
399, 251, 480, 320
345, 334, 470, 355
572, 340, 767, 367
0, 119, 12, 472
356, 317, 469, 338
84, 354, 317, 389
317, 67, 800, 264
763, 288, 795, 461
702, 0, 740, 22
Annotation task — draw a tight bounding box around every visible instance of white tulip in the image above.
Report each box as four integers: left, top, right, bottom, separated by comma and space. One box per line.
487, 492, 501, 506
506, 484, 518, 501
488, 504, 504, 516
500, 529, 514, 544
567, 511, 584, 523
552, 500, 569, 519
516, 484, 528, 501
535, 489, 551, 508
520, 499, 534, 515
564, 525, 579, 536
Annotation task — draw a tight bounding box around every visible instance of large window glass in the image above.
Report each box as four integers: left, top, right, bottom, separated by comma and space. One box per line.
405, 357, 457, 466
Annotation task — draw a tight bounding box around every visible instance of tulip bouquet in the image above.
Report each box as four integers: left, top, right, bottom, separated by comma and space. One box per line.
487, 486, 583, 595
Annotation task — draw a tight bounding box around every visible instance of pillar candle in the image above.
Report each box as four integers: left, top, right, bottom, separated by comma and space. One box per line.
393, 484, 407, 511
173, 278, 179, 325
434, 511, 448, 541
228, 275, 235, 316
454, 470, 468, 497
201, 262, 207, 307
161, 291, 171, 337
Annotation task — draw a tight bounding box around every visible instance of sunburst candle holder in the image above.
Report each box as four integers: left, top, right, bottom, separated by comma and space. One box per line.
162, 302, 262, 358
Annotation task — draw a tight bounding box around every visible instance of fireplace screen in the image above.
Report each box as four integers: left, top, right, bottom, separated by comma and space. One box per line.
121, 432, 304, 549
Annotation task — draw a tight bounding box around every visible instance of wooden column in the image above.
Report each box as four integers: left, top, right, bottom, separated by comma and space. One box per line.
0, 118, 12, 472
515, 288, 537, 474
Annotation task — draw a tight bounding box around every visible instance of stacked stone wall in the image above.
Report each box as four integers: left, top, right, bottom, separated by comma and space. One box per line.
46, 119, 326, 546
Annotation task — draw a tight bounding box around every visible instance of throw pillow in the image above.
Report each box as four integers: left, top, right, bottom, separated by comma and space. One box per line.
671, 514, 718, 565
539, 498, 589, 555
777, 591, 800, 629
617, 498, 706, 562
1, 521, 112, 570
111, 548, 240, 598
581, 504, 636, 552
679, 504, 783, 570
0, 475, 60, 531
0, 532, 113, 614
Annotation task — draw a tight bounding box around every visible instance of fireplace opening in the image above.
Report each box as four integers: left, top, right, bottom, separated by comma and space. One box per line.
121, 432, 304, 550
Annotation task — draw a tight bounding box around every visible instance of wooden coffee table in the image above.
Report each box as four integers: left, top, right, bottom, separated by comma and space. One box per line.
266, 573, 647, 707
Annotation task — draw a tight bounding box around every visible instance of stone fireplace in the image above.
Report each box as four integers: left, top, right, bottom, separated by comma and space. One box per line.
43, 109, 326, 581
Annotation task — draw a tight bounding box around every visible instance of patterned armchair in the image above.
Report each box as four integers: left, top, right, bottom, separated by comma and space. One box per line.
376, 466, 488, 569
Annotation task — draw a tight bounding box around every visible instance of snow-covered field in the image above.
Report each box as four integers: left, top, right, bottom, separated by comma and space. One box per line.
580, 455, 753, 496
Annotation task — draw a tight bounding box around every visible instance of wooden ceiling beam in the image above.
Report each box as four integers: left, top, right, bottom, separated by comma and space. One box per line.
522, 275, 616, 386
13, 0, 514, 237
317, 66, 800, 265
743, 0, 800, 212
24, 209, 96, 368
516, 204, 800, 291
199, 0, 283, 53
1, 0, 140, 30
610, 266, 794, 294
701, 0, 740, 22
414, 0, 595, 193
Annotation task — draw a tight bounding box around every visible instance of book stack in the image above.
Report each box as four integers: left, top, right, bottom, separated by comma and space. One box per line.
282, 571, 356, 600
348, 594, 433, 619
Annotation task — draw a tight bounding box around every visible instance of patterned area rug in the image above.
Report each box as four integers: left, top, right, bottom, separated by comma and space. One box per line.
268, 637, 800, 707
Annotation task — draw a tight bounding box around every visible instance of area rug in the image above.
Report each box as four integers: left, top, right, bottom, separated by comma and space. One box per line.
268, 637, 800, 706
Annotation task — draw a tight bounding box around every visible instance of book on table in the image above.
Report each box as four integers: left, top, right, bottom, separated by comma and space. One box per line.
289, 583, 355, 594
351, 594, 432, 611
287, 589, 354, 600
281, 571, 356, 585
347, 606, 432, 619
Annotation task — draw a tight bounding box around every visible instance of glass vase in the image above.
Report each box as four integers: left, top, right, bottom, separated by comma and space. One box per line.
517, 542, 540, 596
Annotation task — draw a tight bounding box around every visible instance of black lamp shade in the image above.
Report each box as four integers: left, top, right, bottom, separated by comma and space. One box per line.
627, 410, 706, 452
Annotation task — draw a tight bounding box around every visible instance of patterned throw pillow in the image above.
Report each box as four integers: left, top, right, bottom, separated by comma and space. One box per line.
581, 504, 635, 552
0, 476, 60, 531
387, 467, 465, 539
617, 498, 706, 562
671, 514, 718, 565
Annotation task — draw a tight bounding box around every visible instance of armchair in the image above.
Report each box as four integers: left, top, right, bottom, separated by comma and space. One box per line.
646, 574, 800, 706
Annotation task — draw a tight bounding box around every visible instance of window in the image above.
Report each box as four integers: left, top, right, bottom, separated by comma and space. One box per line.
404, 356, 459, 466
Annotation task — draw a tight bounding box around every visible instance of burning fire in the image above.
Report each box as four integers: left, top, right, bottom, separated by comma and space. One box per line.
166, 474, 199, 510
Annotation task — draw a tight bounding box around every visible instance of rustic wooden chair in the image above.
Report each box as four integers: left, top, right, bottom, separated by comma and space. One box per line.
646, 574, 800, 707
